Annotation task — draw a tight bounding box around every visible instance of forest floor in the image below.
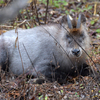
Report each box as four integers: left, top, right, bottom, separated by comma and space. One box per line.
0, 0, 100, 100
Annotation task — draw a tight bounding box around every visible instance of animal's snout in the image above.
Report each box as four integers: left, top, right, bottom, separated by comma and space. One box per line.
72, 49, 80, 56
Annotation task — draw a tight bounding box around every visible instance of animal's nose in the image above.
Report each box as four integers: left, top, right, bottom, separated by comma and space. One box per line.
72, 49, 80, 56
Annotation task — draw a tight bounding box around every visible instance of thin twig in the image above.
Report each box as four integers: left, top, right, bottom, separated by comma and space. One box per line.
34, 0, 40, 25
23, 43, 39, 78
45, 0, 49, 24
15, 28, 25, 74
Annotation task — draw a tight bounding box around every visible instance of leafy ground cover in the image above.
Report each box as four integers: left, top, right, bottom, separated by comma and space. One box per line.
0, 0, 100, 99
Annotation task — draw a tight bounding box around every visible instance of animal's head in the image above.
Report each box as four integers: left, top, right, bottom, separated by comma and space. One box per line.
60, 14, 90, 58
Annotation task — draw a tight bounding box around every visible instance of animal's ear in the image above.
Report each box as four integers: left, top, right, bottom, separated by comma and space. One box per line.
60, 15, 73, 29
77, 14, 86, 28
81, 13, 86, 24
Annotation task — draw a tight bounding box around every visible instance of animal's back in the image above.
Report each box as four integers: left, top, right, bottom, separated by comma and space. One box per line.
1, 25, 64, 75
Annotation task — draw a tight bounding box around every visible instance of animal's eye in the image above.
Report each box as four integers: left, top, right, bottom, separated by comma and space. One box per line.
66, 34, 73, 43
66, 34, 70, 38
80, 32, 84, 37
79, 32, 85, 42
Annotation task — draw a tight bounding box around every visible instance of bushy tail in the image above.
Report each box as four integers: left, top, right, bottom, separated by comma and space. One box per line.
0, 0, 29, 24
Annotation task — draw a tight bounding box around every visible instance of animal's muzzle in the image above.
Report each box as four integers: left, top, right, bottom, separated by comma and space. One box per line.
72, 49, 80, 56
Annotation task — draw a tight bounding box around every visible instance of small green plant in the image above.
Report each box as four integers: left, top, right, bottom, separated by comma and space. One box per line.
39, 0, 68, 9
45, 96, 48, 100
0, 0, 5, 4
38, 95, 48, 100
80, 84, 84, 89
38, 93, 42, 96
87, 6, 92, 10
79, 5, 92, 12
38, 95, 43, 99
80, 84, 83, 86
90, 20, 95, 25
75, 92, 78, 95
80, 86, 84, 89
24, 16, 27, 19
53, 1, 60, 8
39, 0, 47, 5
71, 9, 76, 12
75, 92, 79, 97
61, 90, 63, 94
96, 29, 100, 33
26, 24, 30, 29
65, 10, 69, 14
